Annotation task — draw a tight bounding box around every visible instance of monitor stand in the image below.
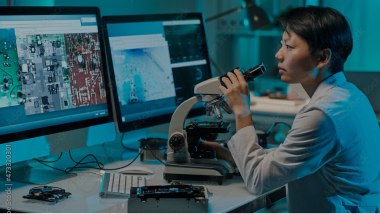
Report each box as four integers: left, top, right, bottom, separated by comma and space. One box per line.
0, 161, 77, 184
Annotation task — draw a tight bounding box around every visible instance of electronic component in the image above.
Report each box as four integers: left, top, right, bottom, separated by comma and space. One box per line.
128, 183, 209, 213
23, 186, 71, 203
138, 138, 167, 163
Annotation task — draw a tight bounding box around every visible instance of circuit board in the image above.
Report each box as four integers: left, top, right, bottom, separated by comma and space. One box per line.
14, 32, 106, 115
0, 28, 22, 108
64, 33, 106, 108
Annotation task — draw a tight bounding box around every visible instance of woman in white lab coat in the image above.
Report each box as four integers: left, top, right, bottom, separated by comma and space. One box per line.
204, 6, 380, 212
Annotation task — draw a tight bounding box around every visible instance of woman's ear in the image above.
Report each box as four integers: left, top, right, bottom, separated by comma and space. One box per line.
316, 48, 332, 69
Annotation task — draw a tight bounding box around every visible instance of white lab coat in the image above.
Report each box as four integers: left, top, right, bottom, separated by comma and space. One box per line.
228, 72, 380, 212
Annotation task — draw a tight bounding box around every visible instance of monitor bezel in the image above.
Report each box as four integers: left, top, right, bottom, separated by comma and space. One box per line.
102, 13, 212, 133
0, 6, 114, 144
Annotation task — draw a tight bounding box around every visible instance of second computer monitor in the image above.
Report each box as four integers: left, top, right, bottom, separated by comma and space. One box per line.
103, 13, 212, 132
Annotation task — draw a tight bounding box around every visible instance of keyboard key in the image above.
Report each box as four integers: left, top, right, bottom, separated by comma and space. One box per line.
112, 174, 120, 193
132, 176, 139, 188
140, 177, 146, 187
119, 174, 126, 194
126, 175, 132, 194
107, 173, 114, 192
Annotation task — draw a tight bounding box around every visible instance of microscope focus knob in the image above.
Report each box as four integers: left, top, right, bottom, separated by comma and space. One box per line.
169, 133, 185, 152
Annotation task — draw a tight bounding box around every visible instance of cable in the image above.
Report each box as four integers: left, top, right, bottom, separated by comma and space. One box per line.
120, 132, 139, 151
34, 153, 105, 172
33, 152, 63, 163
64, 154, 105, 171
68, 150, 105, 168
99, 146, 147, 170
33, 159, 68, 173
147, 147, 166, 165
34, 145, 149, 173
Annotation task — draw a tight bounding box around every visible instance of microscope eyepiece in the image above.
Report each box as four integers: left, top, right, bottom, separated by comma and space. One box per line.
219, 63, 266, 88
244, 63, 266, 82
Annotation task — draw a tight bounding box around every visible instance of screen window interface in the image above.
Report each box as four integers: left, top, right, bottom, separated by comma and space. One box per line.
0, 15, 108, 135
107, 19, 211, 123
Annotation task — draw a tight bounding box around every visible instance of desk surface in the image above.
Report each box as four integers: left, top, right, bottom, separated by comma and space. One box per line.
0, 139, 284, 213
251, 103, 303, 116
251, 102, 380, 124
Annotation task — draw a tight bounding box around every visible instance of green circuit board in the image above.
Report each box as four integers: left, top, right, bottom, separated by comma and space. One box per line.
0, 28, 22, 108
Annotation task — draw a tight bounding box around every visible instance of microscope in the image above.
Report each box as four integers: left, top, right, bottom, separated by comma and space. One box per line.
164, 63, 266, 185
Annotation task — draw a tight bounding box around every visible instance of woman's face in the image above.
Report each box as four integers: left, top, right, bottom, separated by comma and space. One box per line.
275, 30, 320, 84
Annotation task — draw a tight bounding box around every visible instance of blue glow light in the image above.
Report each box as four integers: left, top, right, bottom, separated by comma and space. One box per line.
244, 19, 249, 26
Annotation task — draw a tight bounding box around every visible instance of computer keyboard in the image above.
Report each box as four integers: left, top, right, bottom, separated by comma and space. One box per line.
99, 172, 146, 198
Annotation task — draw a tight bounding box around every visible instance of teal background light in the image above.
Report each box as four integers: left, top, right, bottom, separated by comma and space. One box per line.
244, 18, 249, 26
323, 0, 380, 72
18, 0, 55, 6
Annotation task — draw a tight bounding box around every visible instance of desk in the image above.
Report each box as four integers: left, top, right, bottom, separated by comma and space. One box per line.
251, 102, 380, 126
0, 138, 285, 213
219, 102, 302, 145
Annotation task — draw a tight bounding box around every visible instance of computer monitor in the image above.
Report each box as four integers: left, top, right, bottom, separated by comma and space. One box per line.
0, 7, 115, 184
102, 13, 212, 134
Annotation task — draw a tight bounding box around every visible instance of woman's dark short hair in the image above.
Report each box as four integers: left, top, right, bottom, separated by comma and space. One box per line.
278, 6, 353, 74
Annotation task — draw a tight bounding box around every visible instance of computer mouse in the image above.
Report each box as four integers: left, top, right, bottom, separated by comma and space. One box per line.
118, 166, 154, 175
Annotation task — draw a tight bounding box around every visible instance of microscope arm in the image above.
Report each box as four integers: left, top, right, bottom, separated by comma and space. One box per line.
169, 77, 224, 137
168, 95, 202, 138
167, 94, 220, 154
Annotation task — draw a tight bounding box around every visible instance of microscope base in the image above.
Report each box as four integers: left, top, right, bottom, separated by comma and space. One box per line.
164, 161, 233, 185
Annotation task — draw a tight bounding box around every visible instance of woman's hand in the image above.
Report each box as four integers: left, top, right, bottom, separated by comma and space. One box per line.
219, 69, 251, 118
202, 141, 236, 167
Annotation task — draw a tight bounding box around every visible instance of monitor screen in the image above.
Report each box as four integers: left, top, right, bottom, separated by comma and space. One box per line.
0, 12, 111, 143
103, 14, 212, 132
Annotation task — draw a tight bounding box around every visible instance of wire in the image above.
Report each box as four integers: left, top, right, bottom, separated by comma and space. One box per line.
147, 147, 166, 165
120, 132, 139, 151
122, 135, 167, 164
64, 154, 105, 171
34, 145, 149, 173
33, 152, 63, 163
68, 150, 105, 168
34, 153, 105, 172
33, 159, 68, 173
33, 144, 166, 176
99, 146, 147, 170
